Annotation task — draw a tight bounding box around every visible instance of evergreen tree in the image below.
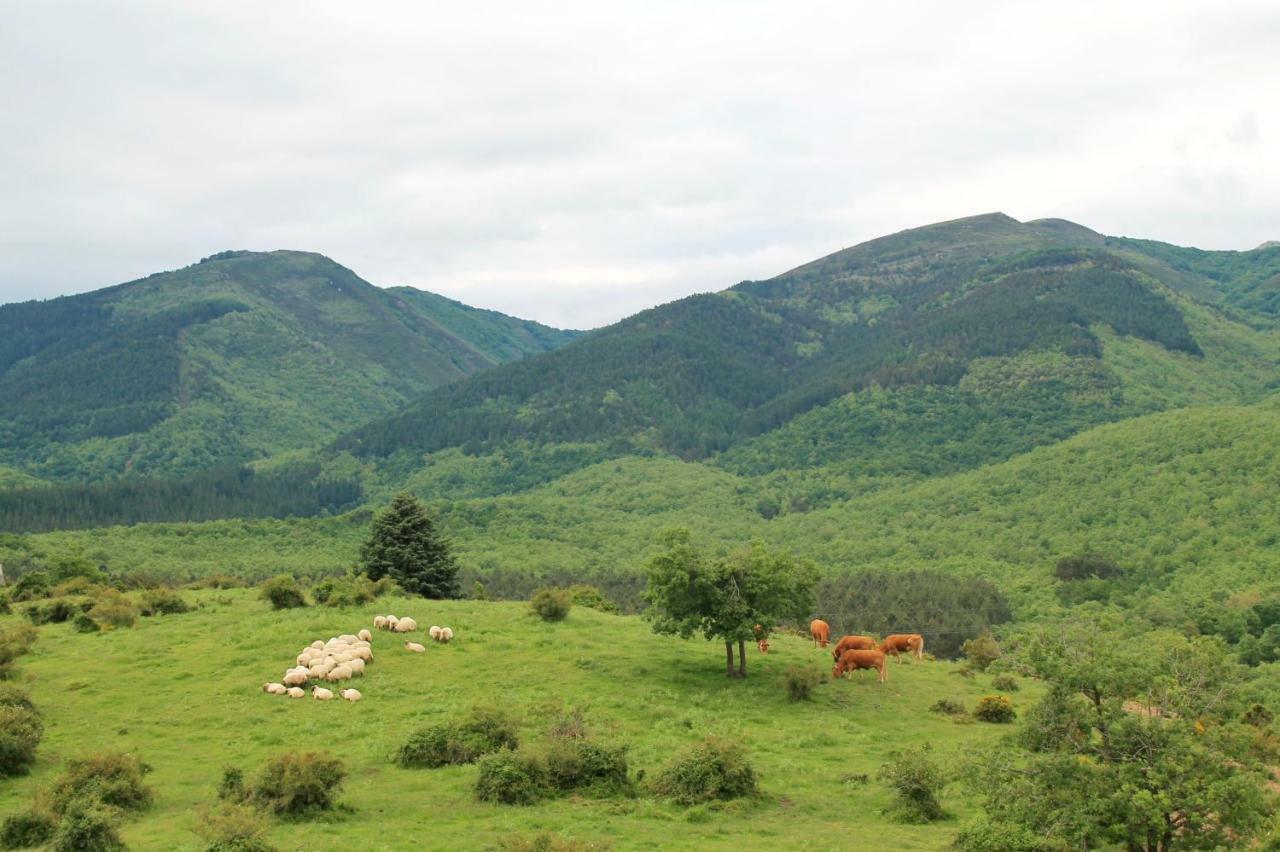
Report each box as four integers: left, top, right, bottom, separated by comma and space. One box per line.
360, 493, 459, 599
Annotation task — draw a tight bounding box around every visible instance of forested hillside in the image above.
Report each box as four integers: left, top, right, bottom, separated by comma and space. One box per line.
0, 250, 578, 482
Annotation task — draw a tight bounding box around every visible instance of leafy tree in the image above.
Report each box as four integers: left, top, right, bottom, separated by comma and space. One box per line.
360, 492, 459, 599
643, 530, 814, 677
968, 613, 1269, 850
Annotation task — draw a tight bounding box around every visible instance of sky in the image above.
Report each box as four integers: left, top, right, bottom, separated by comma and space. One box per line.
2, 1, 1277, 329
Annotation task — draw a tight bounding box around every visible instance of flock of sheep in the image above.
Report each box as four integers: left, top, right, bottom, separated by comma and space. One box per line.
260, 614, 455, 703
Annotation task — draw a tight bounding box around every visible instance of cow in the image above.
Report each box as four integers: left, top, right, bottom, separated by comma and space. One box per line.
880, 633, 925, 660
809, 619, 830, 648
832, 649, 887, 683
831, 634, 877, 661
757, 638, 770, 653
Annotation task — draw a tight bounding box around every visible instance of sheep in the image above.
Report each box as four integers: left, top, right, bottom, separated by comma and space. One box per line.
386, 615, 399, 630
428, 626, 442, 640
310, 640, 324, 650
312, 687, 334, 701
394, 617, 418, 633
346, 658, 366, 675
373, 615, 388, 630
309, 663, 332, 679
283, 669, 309, 687
340, 688, 362, 702
438, 627, 454, 643
262, 682, 286, 695
357, 628, 372, 642
286, 687, 305, 699
352, 646, 373, 662
337, 634, 357, 644
404, 641, 426, 653
326, 665, 354, 682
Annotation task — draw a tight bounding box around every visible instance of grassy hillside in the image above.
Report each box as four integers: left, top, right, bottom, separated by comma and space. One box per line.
0, 251, 577, 482
0, 590, 1034, 850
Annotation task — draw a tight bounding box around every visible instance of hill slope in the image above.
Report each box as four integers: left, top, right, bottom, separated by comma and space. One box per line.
0, 251, 579, 481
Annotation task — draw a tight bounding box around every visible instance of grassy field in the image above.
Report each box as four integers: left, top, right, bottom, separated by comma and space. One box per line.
0, 590, 1035, 850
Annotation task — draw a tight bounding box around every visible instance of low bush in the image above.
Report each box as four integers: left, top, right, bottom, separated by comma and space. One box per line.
49, 804, 125, 852
990, 674, 1020, 692
652, 738, 758, 805
88, 590, 139, 629
51, 577, 101, 597
0, 810, 56, 850
10, 571, 50, 602
930, 698, 967, 716
1243, 703, 1274, 728
530, 588, 572, 622
543, 738, 629, 796
0, 705, 43, 777
194, 574, 246, 590
0, 624, 37, 679
474, 750, 549, 805
961, 632, 1002, 672
566, 585, 620, 615
73, 613, 101, 633
878, 745, 946, 823
397, 707, 519, 768
784, 666, 822, 701
974, 695, 1016, 724
259, 575, 306, 610
0, 591, 10, 616
218, 766, 247, 802
952, 817, 1053, 851
196, 802, 276, 852
47, 752, 153, 815
25, 598, 80, 625
251, 752, 346, 815
138, 588, 191, 616
312, 574, 392, 608
0, 684, 36, 714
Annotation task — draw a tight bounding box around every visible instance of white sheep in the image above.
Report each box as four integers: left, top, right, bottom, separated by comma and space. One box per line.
286, 687, 305, 699
404, 641, 426, 653
310, 640, 324, 650
373, 615, 388, 630
340, 688, 362, 702
283, 669, 309, 687
352, 646, 373, 662
326, 665, 354, 682
438, 627, 454, 643
357, 628, 372, 642
338, 634, 358, 644
428, 626, 442, 640
312, 687, 334, 700
347, 658, 365, 675
394, 617, 418, 633
386, 615, 399, 630
262, 682, 286, 695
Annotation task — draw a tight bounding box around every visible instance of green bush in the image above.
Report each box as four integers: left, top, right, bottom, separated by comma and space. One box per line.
543, 738, 629, 795
0, 810, 56, 850
251, 752, 346, 815
218, 766, 247, 802
49, 804, 125, 852
73, 613, 101, 633
0, 705, 42, 777
474, 750, 549, 805
0, 624, 37, 680
952, 817, 1052, 851
259, 575, 306, 610
1243, 703, 1274, 728
312, 574, 391, 608
930, 698, 967, 716
878, 745, 946, 823
195, 802, 276, 852
138, 588, 191, 616
783, 666, 822, 701
530, 588, 572, 622
47, 752, 153, 815
88, 590, 138, 630
566, 585, 620, 614
973, 695, 1016, 724
653, 738, 758, 805
10, 572, 50, 603
990, 674, 1020, 692
0, 684, 36, 714
0, 591, 9, 615
194, 574, 246, 590
961, 632, 1001, 672
397, 707, 519, 768
25, 598, 79, 625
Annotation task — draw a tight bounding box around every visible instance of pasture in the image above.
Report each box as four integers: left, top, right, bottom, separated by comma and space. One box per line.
0, 591, 1037, 850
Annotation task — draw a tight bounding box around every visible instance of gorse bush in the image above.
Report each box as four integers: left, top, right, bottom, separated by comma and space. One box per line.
138, 588, 191, 616
218, 766, 247, 802
49, 804, 125, 852
930, 698, 967, 716
991, 674, 1020, 692
47, 752, 153, 815
88, 589, 139, 629
543, 738, 629, 796
652, 738, 758, 805
530, 588, 572, 622
878, 745, 946, 823
73, 613, 100, 633
0, 810, 56, 850
259, 575, 306, 610
566, 584, 619, 614
196, 802, 276, 852
10, 571, 50, 602
961, 632, 1001, 672
251, 752, 346, 815
474, 750, 548, 805
0, 704, 43, 777
25, 598, 79, 625
0, 684, 36, 714
397, 706, 519, 768
783, 666, 822, 701
973, 695, 1016, 724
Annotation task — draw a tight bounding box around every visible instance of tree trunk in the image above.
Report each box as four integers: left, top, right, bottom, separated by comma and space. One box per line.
737, 639, 747, 677
725, 641, 735, 678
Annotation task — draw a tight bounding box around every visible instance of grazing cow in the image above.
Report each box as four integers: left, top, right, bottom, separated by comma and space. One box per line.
830, 634, 877, 661
832, 649, 887, 683
880, 633, 925, 660
757, 638, 770, 653
810, 619, 830, 648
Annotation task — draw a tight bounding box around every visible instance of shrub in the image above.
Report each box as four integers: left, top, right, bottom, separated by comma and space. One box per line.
218, 766, 247, 802
930, 698, 967, 716
530, 588, 572, 622
10, 572, 50, 603
991, 674, 1020, 692
259, 575, 306, 610
0, 705, 42, 777
49, 804, 125, 852
196, 574, 246, 590
26, 598, 79, 625
51, 577, 101, 597
89, 590, 138, 630
138, 588, 191, 616
543, 738, 629, 795
566, 585, 619, 614
0, 810, 56, 850
878, 745, 946, 823
961, 632, 1001, 672
196, 802, 276, 852
1243, 703, 1274, 728
0, 684, 36, 714
952, 817, 1052, 851
0, 591, 9, 615
474, 750, 549, 805
397, 707, 519, 768
973, 695, 1016, 724
0, 624, 37, 679
1054, 553, 1120, 582
784, 666, 822, 701
73, 613, 101, 633
313, 574, 391, 608
251, 752, 346, 815
653, 738, 758, 805
47, 752, 153, 815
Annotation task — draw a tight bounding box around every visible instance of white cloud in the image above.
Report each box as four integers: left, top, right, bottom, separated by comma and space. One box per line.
1, 0, 1278, 328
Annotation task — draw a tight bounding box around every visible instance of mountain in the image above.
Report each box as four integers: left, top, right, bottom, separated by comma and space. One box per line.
0, 250, 580, 481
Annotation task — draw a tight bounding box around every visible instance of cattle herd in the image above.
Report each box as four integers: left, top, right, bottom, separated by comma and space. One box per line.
798, 619, 925, 684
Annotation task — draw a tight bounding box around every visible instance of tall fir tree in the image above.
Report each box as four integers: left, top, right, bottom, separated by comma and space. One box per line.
360, 492, 459, 599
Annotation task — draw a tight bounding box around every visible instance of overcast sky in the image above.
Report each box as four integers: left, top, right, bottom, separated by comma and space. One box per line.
2, 1, 1277, 328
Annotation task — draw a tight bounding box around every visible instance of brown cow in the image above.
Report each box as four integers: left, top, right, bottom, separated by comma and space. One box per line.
880, 633, 925, 660
809, 619, 830, 648
832, 649, 887, 683
757, 639, 770, 653
830, 634, 876, 661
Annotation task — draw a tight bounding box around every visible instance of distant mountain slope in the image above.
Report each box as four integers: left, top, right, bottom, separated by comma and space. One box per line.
0, 250, 578, 480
